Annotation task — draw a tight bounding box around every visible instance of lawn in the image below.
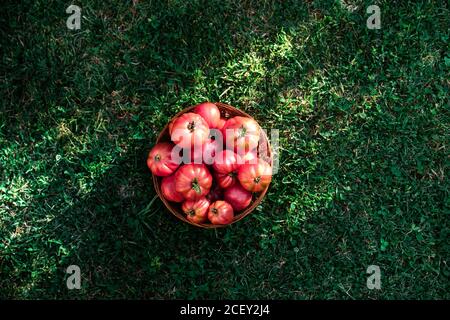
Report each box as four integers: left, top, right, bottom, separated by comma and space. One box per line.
0, 0, 448, 299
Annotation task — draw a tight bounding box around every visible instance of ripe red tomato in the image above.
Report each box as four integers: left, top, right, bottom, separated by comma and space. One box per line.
238, 159, 272, 192
216, 118, 226, 131
214, 172, 236, 189
241, 149, 258, 164
212, 150, 241, 188
182, 197, 210, 224
194, 102, 221, 129
208, 200, 234, 225
202, 139, 220, 165
223, 116, 261, 155
147, 142, 180, 176
170, 112, 210, 148
187, 138, 220, 165
223, 183, 252, 211
206, 184, 223, 202
161, 174, 184, 202
213, 149, 241, 172
175, 164, 212, 200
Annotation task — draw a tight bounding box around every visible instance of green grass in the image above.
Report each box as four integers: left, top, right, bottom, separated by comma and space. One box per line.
0, 0, 449, 299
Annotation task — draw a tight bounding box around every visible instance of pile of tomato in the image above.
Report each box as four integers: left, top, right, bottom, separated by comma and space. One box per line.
147, 102, 272, 225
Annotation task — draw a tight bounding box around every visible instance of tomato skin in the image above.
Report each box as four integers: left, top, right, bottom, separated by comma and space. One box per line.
161, 174, 184, 202
212, 150, 241, 173
212, 150, 241, 188
238, 159, 272, 192
214, 172, 237, 189
241, 149, 258, 164
223, 116, 261, 155
223, 183, 252, 211
194, 102, 221, 129
175, 164, 213, 200
147, 142, 180, 176
170, 112, 210, 148
186, 139, 220, 165
208, 200, 234, 225
182, 197, 210, 223
201, 139, 220, 165
216, 118, 226, 131
206, 184, 223, 203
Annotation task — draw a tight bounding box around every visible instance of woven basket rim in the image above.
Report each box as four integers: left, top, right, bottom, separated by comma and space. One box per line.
152, 102, 272, 229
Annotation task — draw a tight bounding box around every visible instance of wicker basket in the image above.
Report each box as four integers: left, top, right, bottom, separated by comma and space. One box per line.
152, 102, 272, 228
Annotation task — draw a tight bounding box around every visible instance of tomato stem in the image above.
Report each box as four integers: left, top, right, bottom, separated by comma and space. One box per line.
254, 176, 261, 183
191, 178, 201, 194
187, 121, 196, 132
154, 154, 161, 161
239, 125, 247, 138
228, 171, 237, 178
